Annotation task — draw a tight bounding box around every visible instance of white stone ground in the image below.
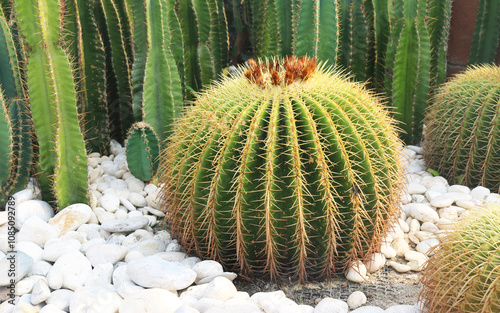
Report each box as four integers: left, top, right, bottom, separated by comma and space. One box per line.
0, 140, 497, 313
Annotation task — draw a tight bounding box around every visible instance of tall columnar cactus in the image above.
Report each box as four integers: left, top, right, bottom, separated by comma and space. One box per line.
14, 0, 88, 208
419, 203, 500, 312
468, 0, 500, 65
158, 57, 405, 282
174, 0, 229, 97
95, 0, 134, 142
246, 0, 339, 66
0, 10, 23, 105
0, 98, 34, 203
62, 0, 109, 155
0, 93, 12, 192
142, 0, 183, 142
384, 0, 431, 145
125, 122, 159, 182
423, 64, 500, 192
427, 0, 452, 88
338, 0, 374, 84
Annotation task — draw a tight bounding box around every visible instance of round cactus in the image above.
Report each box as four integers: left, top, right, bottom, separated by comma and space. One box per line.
125, 122, 160, 182
423, 64, 500, 191
157, 56, 405, 282
419, 204, 500, 312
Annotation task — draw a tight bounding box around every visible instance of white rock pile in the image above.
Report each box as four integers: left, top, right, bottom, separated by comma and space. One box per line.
0, 140, 497, 313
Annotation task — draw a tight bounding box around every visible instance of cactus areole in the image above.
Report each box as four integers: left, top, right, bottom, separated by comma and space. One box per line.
158, 56, 405, 282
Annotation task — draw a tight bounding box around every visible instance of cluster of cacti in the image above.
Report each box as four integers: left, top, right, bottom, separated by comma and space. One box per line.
125, 122, 159, 182
13, 0, 89, 208
468, 0, 500, 65
235, 0, 452, 144
157, 57, 405, 283
423, 64, 500, 191
245, 0, 340, 66
419, 203, 500, 312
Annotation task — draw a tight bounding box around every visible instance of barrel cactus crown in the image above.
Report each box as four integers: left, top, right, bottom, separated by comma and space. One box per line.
423, 64, 500, 191
157, 56, 405, 282
419, 203, 500, 312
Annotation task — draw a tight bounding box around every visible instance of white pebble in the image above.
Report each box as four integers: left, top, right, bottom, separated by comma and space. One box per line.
388, 261, 411, 273
314, 298, 348, 313
347, 291, 367, 310
471, 186, 490, 200
344, 260, 367, 283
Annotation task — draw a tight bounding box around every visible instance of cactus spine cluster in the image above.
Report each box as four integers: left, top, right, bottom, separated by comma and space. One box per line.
158, 57, 405, 282
125, 122, 159, 182
14, 0, 88, 208
423, 64, 500, 191
419, 203, 500, 312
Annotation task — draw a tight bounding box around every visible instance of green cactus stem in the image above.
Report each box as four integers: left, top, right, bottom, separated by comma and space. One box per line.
1, 98, 34, 203
339, 0, 372, 83
427, 0, 452, 88
158, 56, 405, 283
468, 0, 500, 65
125, 122, 160, 182
62, 0, 109, 155
142, 0, 183, 142
0, 10, 23, 105
97, 0, 134, 142
384, 0, 431, 145
129, 0, 147, 121
14, 0, 88, 208
423, 64, 500, 192
419, 203, 500, 312
0, 93, 11, 189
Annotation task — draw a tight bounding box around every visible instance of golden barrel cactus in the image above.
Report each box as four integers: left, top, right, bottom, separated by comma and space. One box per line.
157, 57, 405, 282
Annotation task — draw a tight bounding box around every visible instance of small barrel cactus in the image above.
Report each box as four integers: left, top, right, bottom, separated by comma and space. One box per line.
157, 56, 405, 282
125, 122, 160, 182
423, 64, 500, 191
419, 203, 500, 312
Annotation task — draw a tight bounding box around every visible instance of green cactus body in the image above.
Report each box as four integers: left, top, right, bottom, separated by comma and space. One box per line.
385, 0, 431, 145
165, 0, 185, 97
98, 0, 134, 139
249, 0, 279, 58
1, 99, 33, 202
129, 0, 147, 121
427, 0, 452, 88
419, 203, 500, 312
469, 0, 500, 65
178, 0, 201, 94
372, 0, 390, 93
339, 0, 371, 83
125, 122, 160, 182
62, 0, 109, 154
14, 0, 88, 208
158, 57, 404, 282
423, 64, 500, 191
0, 12, 23, 104
0, 93, 11, 188
142, 0, 183, 142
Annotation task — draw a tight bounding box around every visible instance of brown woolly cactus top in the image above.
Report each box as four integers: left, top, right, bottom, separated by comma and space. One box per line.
244, 56, 317, 87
